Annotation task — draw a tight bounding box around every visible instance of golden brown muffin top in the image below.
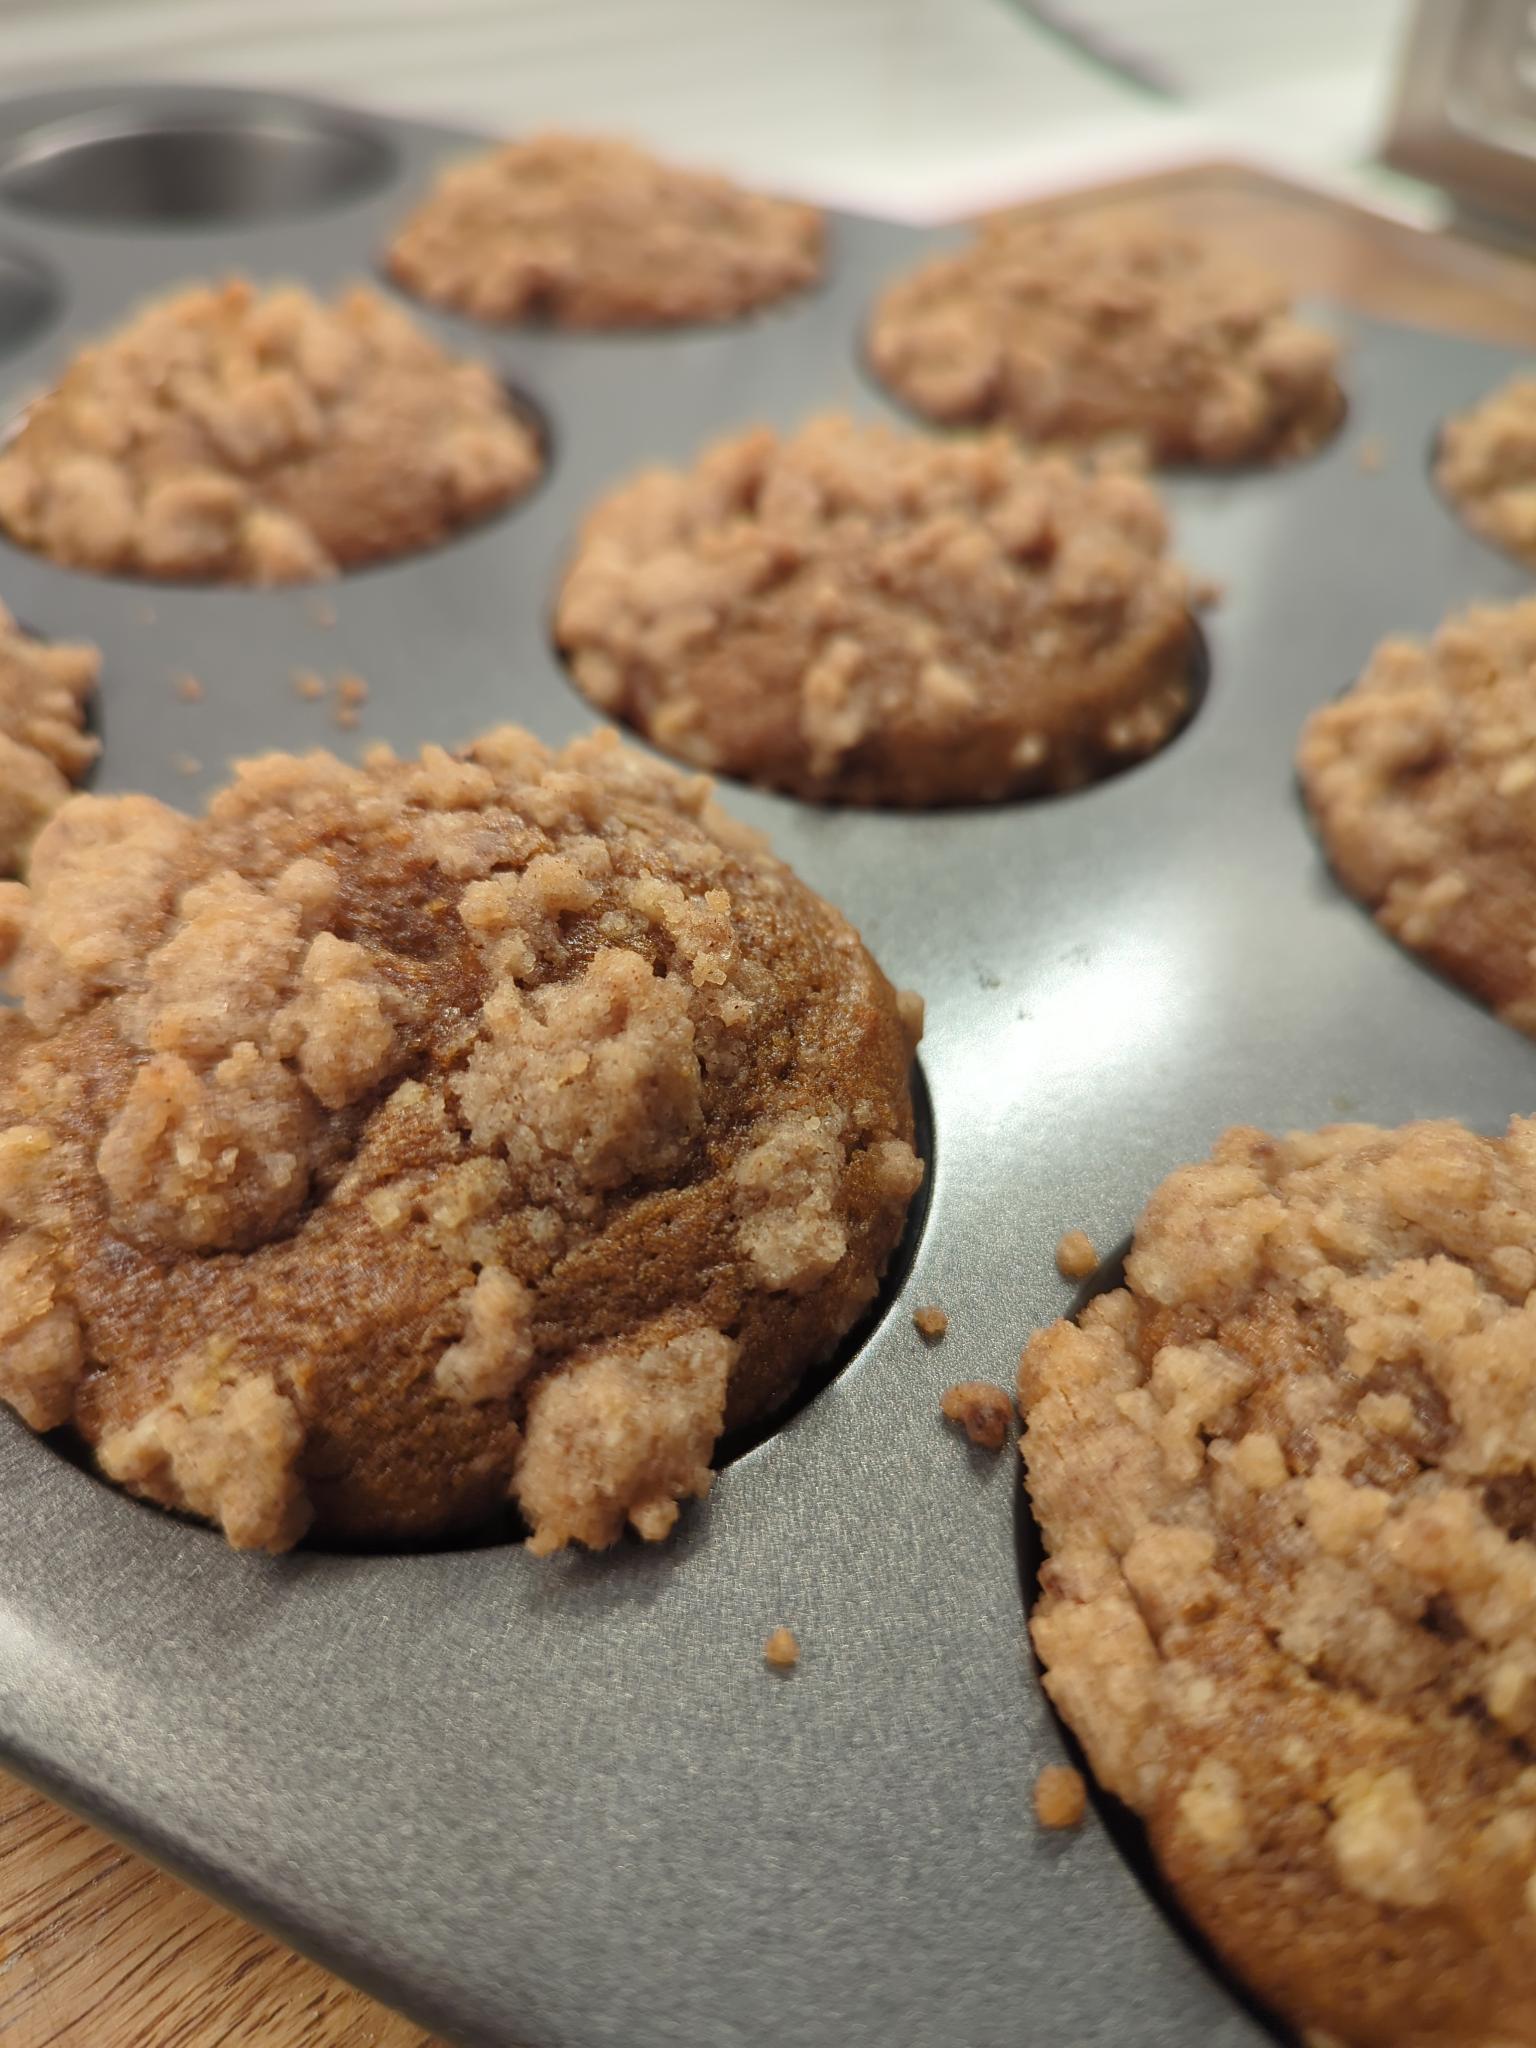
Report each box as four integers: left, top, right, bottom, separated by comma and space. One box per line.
0, 602, 98, 875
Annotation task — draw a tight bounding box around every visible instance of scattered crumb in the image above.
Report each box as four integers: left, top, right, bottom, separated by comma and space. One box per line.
912, 1304, 948, 1340
1357, 435, 1387, 474
333, 673, 369, 732
134, 602, 157, 627
1034, 1763, 1088, 1830
764, 1626, 800, 1670
291, 668, 326, 703
1055, 1229, 1098, 1280
171, 753, 202, 777
1191, 574, 1225, 610
335, 706, 361, 731
308, 598, 337, 629
174, 673, 203, 703
940, 1380, 1013, 1450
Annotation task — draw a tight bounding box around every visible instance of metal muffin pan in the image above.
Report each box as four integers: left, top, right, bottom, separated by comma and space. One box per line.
0, 79, 1532, 2048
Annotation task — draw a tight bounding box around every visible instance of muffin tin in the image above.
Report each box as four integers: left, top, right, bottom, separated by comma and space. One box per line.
0, 80, 1533, 2048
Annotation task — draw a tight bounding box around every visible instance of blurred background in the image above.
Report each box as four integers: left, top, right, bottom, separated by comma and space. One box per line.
0, 0, 1416, 220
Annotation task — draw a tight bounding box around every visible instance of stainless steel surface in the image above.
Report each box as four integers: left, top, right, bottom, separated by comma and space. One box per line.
0, 78, 1530, 2048
1385, 0, 1536, 230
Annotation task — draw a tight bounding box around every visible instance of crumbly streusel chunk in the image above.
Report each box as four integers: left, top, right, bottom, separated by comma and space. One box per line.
1022, 1117, 1536, 2046
1299, 596, 1536, 1039
1436, 375, 1536, 565
0, 603, 98, 874
557, 413, 1195, 805
386, 131, 822, 329
869, 210, 1341, 466
0, 280, 541, 584
0, 723, 921, 1553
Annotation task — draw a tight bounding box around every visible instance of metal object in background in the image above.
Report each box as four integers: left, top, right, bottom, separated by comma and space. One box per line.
1386, 0, 1536, 235
0, 81, 1532, 2048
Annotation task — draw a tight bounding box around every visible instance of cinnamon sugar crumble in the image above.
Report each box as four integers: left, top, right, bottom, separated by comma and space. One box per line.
0, 724, 921, 1554
869, 210, 1341, 467
1024, 1115, 1536, 2043
913, 1304, 948, 1339
940, 1380, 1012, 1450
557, 412, 1195, 806
1437, 375, 1536, 563
1055, 1229, 1098, 1279
0, 602, 99, 876
386, 131, 823, 330
0, 279, 541, 585
1034, 1764, 1087, 1830
763, 1626, 800, 1670
174, 674, 204, 703
1300, 596, 1536, 1039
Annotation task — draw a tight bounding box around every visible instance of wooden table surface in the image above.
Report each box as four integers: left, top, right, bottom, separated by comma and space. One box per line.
5, 162, 1536, 2048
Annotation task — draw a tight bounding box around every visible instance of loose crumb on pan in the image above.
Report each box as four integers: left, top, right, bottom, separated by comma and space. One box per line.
764, 1626, 800, 1670
940, 1380, 1013, 1450
385, 131, 823, 330
333, 673, 369, 733
1054, 1229, 1098, 1279
1034, 1763, 1087, 1830
913, 1303, 948, 1339
1357, 435, 1387, 474
174, 674, 204, 703
291, 668, 326, 702
172, 754, 202, 777
0, 723, 922, 1556
0, 278, 542, 585
868, 208, 1342, 467
0, 601, 99, 877
1299, 594, 1536, 1039
1022, 1113, 1536, 2044
557, 412, 1196, 807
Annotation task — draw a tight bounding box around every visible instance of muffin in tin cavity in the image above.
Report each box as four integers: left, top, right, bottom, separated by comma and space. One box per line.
1300, 596, 1536, 1039
1436, 373, 1536, 565
1023, 1116, 1536, 2048
0, 723, 923, 1554
385, 131, 823, 329
868, 209, 1342, 466
556, 413, 1198, 807
0, 279, 542, 584
0, 603, 98, 875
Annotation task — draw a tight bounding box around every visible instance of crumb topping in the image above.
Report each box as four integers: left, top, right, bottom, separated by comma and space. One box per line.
764, 1624, 800, 1669
0, 724, 920, 1553
386, 131, 822, 329
913, 1304, 948, 1339
869, 210, 1341, 466
1299, 597, 1536, 1039
557, 413, 1195, 805
0, 280, 541, 584
1055, 1228, 1098, 1279
1437, 376, 1536, 564
0, 603, 98, 876
1023, 1116, 1536, 2044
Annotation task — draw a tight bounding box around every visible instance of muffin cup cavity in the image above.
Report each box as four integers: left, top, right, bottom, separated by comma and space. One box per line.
0, 107, 396, 230
0, 246, 57, 359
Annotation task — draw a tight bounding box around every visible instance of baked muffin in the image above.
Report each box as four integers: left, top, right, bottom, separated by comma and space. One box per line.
1023, 1117, 1536, 2047
1299, 597, 1536, 1038
386, 131, 823, 329
556, 414, 1196, 806
869, 210, 1341, 466
1437, 374, 1536, 565
0, 724, 922, 1555
0, 603, 97, 874
0, 280, 541, 584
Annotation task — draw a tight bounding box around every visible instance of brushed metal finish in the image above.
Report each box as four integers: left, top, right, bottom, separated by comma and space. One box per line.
0, 80, 1529, 2048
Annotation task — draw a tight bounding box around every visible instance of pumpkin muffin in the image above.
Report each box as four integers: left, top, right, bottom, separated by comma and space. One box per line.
386, 131, 823, 329
1023, 1116, 1536, 2047
0, 724, 922, 1553
0, 602, 97, 874
556, 413, 1196, 806
1436, 373, 1536, 565
1299, 596, 1536, 1039
869, 210, 1341, 466
0, 279, 541, 583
